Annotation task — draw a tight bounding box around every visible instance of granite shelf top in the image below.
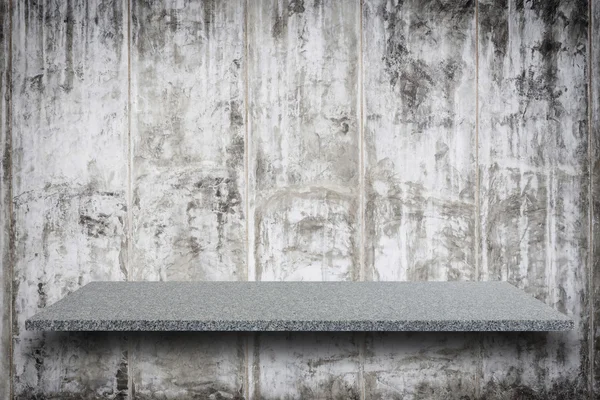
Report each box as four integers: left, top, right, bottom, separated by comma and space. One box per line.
25, 281, 573, 332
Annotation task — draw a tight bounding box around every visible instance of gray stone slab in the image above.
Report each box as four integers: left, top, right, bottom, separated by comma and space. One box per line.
26, 281, 573, 332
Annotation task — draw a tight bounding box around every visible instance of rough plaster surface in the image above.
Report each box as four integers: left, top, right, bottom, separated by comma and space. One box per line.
361, 1, 479, 398
247, 0, 361, 283
129, 0, 247, 397
246, 0, 361, 398
0, 0, 11, 397
363, 0, 477, 283
3, 0, 599, 398
11, 0, 129, 398
251, 332, 361, 400
478, 0, 591, 398
592, 0, 600, 395
131, 332, 245, 400
130, 0, 246, 283
363, 332, 480, 399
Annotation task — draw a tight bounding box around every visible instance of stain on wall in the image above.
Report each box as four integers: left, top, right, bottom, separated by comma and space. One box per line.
131, 0, 246, 283
363, 0, 477, 283
130, 0, 247, 397
0, 0, 11, 397
251, 332, 361, 400
363, 332, 479, 399
247, 0, 361, 282
10, 0, 129, 398
478, 0, 591, 398
254, 187, 358, 281
246, 0, 362, 398
592, 0, 599, 394
131, 332, 245, 399
361, 1, 479, 398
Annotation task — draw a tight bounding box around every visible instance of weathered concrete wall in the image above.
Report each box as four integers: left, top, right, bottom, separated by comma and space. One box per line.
362, 1, 478, 397
1, 0, 11, 397
478, 0, 591, 398
11, 0, 129, 398
129, 0, 246, 397
247, 0, 361, 397
363, 0, 477, 283
592, 0, 600, 395
3, 0, 599, 398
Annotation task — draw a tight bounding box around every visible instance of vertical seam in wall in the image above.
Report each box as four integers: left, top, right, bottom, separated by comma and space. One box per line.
126, 0, 132, 285
588, 0, 594, 397
8, 0, 13, 397
474, 0, 480, 284
358, 1, 366, 399
358, 0, 365, 285
126, 0, 133, 398
243, 1, 250, 398
244, 0, 250, 285
474, 1, 482, 399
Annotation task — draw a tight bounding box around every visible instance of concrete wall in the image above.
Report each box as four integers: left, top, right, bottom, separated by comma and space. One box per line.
1, 0, 12, 397
1, 0, 598, 398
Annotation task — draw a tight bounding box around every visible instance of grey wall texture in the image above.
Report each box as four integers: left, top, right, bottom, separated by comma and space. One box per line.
0, 0, 599, 399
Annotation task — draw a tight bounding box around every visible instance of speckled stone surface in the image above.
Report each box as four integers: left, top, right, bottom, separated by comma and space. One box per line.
25, 281, 573, 331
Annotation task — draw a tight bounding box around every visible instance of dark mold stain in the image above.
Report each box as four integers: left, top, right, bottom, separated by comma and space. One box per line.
379, 0, 472, 122
202, 0, 216, 35
272, 0, 306, 39
61, 0, 75, 93
478, 0, 509, 83
79, 214, 110, 238
272, 1, 287, 39
188, 235, 203, 256
226, 134, 245, 172
28, 74, 45, 92
115, 350, 128, 399
133, 2, 197, 59
96, 0, 125, 59
481, 0, 588, 123
254, 146, 270, 190
34, 339, 47, 392
11, 279, 19, 338
288, 0, 306, 16
330, 115, 351, 135
166, 8, 181, 33
190, 174, 242, 257
533, 37, 563, 58
481, 376, 589, 400
37, 282, 47, 309
229, 100, 244, 128
153, 222, 166, 238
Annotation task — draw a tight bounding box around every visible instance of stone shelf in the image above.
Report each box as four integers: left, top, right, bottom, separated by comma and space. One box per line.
25, 281, 573, 332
